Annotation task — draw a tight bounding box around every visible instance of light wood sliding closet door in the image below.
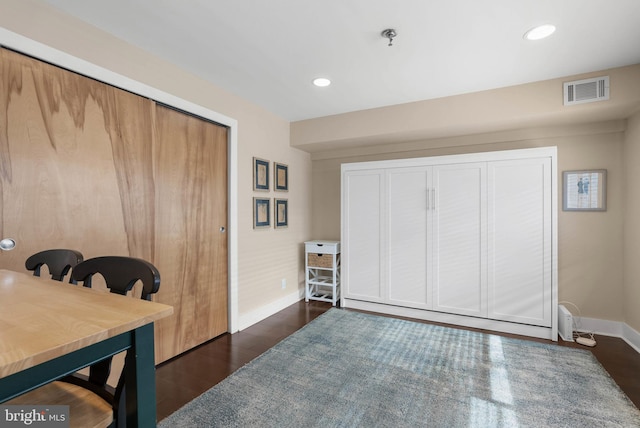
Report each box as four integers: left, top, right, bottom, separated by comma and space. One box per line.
0, 48, 229, 363
0, 47, 155, 265
153, 105, 228, 362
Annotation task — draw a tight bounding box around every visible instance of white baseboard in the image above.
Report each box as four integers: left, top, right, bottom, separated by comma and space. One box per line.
237, 291, 303, 331
577, 317, 640, 354
238, 298, 640, 355
622, 323, 640, 354
344, 299, 555, 341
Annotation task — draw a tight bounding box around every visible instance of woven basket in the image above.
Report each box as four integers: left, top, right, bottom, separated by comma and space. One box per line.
307, 253, 333, 268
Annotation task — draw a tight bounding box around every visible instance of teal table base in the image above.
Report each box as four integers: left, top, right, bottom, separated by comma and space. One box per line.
0, 323, 157, 427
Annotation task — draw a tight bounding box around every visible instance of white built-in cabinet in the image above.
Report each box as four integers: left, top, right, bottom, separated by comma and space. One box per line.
341, 147, 557, 340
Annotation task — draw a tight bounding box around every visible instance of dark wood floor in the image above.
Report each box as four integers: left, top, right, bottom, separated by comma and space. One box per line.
155, 301, 640, 422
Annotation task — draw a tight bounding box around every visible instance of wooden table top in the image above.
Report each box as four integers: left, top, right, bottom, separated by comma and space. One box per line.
0, 269, 173, 378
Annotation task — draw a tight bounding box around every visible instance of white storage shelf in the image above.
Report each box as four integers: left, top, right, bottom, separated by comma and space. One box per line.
305, 241, 340, 306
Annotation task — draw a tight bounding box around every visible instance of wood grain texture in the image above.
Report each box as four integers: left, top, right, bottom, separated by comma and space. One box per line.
0, 48, 228, 363
8, 381, 113, 428
0, 270, 172, 378
153, 105, 228, 362
108, 88, 157, 261
0, 48, 143, 265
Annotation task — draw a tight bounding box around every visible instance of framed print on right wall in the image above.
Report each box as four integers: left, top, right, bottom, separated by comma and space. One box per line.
563, 169, 607, 211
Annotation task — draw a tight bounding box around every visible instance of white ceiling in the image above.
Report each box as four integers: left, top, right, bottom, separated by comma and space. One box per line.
42, 0, 640, 122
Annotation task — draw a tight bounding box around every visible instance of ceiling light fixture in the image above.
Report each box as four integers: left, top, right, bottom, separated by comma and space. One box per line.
524, 24, 556, 41
313, 77, 331, 87
381, 28, 397, 47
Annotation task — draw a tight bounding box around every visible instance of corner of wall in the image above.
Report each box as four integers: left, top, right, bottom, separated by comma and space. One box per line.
623, 110, 640, 333
237, 291, 303, 331
578, 317, 640, 354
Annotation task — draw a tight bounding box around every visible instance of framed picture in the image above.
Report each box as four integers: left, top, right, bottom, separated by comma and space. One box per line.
274, 162, 288, 192
253, 157, 269, 191
274, 198, 288, 229
253, 197, 271, 228
563, 169, 607, 211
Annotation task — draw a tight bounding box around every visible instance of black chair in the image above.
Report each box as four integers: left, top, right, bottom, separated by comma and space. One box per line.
25, 249, 84, 283
72, 256, 161, 300
9, 256, 161, 428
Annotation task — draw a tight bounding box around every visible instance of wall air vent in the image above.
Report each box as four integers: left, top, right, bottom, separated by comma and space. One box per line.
563, 76, 609, 106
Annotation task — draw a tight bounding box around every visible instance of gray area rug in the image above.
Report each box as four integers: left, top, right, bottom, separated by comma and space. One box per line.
159, 309, 640, 427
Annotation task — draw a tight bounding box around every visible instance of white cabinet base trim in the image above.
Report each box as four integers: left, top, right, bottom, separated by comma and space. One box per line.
343, 299, 555, 341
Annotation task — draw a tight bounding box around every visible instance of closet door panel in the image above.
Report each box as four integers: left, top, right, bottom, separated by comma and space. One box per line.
343, 170, 384, 301
488, 158, 551, 327
153, 105, 229, 361
0, 48, 230, 363
387, 168, 430, 308
432, 163, 486, 317
0, 48, 133, 264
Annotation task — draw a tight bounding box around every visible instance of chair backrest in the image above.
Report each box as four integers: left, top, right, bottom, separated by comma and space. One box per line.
71, 256, 161, 300
25, 249, 84, 283
66, 256, 161, 426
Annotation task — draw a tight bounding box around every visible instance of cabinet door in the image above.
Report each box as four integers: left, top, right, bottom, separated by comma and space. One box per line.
432, 163, 487, 317
342, 170, 385, 302
487, 158, 552, 327
387, 167, 431, 309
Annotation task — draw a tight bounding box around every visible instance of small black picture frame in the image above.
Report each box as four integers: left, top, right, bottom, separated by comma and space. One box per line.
253, 157, 270, 191
253, 197, 271, 229
274, 162, 288, 192
274, 198, 288, 229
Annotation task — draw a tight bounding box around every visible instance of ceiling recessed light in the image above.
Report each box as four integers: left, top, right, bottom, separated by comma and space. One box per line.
524, 24, 556, 41
313, 77, 331, 87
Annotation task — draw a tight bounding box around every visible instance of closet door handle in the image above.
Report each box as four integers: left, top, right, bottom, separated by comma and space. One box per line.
431, 188, 435, 210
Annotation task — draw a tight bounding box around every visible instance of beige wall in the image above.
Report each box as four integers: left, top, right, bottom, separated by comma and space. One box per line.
623, 111, 640, 331
0, 0, 313, 322
4, 0, 638, 333
292, 65, 640, 152
295, 64, 640, 331
558, 132, 624, 322
295, 64, 640, 329
310, 124, 625, 323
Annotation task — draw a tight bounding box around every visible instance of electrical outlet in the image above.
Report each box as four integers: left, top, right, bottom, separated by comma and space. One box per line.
281, 278, 286, 289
